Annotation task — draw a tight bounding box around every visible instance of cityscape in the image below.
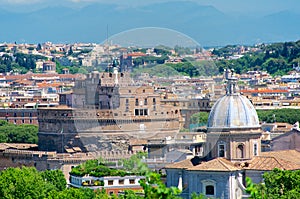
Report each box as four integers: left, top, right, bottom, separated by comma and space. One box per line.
1, 0, 300, 199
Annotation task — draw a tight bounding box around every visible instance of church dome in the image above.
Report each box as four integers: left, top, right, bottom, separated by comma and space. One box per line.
207, 75, 260, 131
207, 94, 260, 130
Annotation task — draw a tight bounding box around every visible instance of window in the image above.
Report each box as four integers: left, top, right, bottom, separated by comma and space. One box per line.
129, 179, 135, 184
119, 179, 124, 185
125, 99, 129, 104
108, 180, 113, 185
144, 109, 148, 116
144, 98, 148, 105
135, 109, 148, 116
135, 99, 139, 106
202, 180, 216, 197
237, 144, 244, 159
253, 143, 258, 156
153, 98, 156, 104
218, 143, 225, 157
206, 185, 214, 195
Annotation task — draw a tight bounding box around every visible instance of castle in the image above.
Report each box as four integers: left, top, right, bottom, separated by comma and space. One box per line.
38, 65, 183, 153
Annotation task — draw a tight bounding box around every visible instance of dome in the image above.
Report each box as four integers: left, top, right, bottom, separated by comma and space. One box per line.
207, 94, 260, 130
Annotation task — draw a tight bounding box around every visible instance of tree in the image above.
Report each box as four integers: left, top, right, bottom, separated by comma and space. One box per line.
37, 43, 42, 51
0, 121, 38, 144
257, 109, 300, 124
190, 112, 209, 124
47, 188, 96, 199
0, 167, 55, 199
139, 171, 181, 199
246, 168, 300, 199
41, 170, 67, 191
68, 47, 73, 56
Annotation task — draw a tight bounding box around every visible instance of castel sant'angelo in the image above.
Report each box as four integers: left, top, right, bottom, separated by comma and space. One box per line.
37, 61, 183, 153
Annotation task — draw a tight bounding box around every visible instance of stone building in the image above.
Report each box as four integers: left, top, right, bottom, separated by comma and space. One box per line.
42, 61, 56, 74
165, 70, 300, 199
38, 68, 182, 153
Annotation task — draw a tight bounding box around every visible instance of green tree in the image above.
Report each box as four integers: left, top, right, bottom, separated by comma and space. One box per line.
140, 171, 181, 199
36, 43, 42, 51
0, 121, 38, 144
246, 168, 300, 199
0, 167, 55, 199
41, 170, 67, 191
47, 188, 96, 199
257, 109, 300, 124
190, 112, 209, 124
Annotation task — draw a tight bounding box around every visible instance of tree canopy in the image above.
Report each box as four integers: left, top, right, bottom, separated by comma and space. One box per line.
257, 109, 300, 124
214, 40, 300, 76
0, 120, 38, 144
246, 168, 300, 199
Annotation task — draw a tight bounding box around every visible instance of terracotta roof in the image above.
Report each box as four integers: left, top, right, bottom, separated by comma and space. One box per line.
127, 52, 147, 57
0, 143, 38, 150
187, 158, 240, 172
165, 158, 195, 169
129, 139, 147, 145
37, 82, 62, 88
260, 150, 300, 165
245, 156, 300, 171
240, 89, 288, 93
4, 73, 81, 81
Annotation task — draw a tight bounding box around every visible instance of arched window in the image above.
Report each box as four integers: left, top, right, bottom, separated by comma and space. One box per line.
218, 142, 226, 157
201, 180, 216, 197
237, 144, 244, 159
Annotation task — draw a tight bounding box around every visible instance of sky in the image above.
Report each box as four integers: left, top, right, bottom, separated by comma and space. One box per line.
0, 0, 299, 16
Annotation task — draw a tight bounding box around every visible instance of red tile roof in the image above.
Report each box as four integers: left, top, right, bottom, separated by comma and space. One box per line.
187, 158, 240, 172
165, 158, 195, 169
127, 52, 147, 57
240, 89, 288, 93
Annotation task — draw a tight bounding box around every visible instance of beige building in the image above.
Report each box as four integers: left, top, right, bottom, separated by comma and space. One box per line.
38, 69, 182, 153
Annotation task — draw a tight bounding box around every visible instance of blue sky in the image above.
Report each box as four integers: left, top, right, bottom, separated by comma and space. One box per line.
0, 0, 299, 16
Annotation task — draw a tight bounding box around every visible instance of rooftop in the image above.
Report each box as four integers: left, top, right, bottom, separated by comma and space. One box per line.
187, 158, 240, 172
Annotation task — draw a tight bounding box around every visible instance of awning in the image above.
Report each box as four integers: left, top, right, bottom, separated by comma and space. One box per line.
65, 148, 75, 153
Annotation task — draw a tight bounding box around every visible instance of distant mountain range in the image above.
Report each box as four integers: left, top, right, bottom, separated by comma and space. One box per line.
0, 1, 300, 46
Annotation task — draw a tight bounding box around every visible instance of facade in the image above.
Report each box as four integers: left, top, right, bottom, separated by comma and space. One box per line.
70, 175, 145, 195
0, 108, 38, 125
271, 128, 300, 151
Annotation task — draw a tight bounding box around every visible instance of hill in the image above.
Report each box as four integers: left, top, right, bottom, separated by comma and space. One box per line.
0, 2, 300, 45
